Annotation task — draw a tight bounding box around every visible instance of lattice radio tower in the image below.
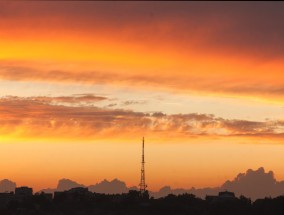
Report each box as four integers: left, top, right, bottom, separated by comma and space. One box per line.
139, 137, 147, 196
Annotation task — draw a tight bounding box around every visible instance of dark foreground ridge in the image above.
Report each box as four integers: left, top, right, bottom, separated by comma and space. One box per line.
0, 187, 283, 215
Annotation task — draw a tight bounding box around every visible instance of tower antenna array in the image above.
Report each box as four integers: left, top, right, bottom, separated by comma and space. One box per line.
139, 137, 147, 196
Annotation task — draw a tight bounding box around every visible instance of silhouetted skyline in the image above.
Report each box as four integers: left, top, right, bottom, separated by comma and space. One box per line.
1, 167, 283, 201
0, 183, 283, 215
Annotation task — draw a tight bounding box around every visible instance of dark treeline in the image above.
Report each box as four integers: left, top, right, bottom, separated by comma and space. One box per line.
0, 188, 283, 215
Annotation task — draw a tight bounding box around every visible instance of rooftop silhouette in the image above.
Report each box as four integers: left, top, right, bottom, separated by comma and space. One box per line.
0, 185, 283, 215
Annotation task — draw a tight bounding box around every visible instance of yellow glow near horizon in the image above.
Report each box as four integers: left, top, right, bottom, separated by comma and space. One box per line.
0, 141, 284, 191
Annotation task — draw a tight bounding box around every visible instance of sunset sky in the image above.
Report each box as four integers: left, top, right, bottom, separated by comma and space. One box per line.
1, 1, 284, 192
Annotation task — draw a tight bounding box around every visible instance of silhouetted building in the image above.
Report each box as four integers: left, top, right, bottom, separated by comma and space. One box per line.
15, 186, 33, 196
54, 191, 65, 200
68, 187, 89, 194
35, 192, 53, 201
54, 187, 92, 202
206, 191, 237, 202
219, 191, 235, 198
0, 192, 14, 209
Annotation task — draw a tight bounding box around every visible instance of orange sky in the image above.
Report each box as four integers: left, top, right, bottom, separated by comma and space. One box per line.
0, 1, 284, 191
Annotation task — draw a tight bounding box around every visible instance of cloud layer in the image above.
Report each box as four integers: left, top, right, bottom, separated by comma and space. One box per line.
0, 2, 284, 103
1, 62, 284, 103
0, 96, 283, 140
1, 2, 284, 58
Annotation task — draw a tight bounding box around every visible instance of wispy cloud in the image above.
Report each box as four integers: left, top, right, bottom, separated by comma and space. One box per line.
1, 62, 284, 104
0, 96, 283, 141
31, 94, 107, 105
121, 100, 147, 106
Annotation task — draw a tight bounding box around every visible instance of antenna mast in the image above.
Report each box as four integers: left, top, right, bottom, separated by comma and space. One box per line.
139, 137, 147, 196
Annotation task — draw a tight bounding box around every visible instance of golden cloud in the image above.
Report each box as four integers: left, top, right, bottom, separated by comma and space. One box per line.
0, 96, 283, 141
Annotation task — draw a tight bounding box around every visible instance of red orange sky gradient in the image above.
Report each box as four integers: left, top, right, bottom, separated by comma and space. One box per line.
0, 1, 284, 191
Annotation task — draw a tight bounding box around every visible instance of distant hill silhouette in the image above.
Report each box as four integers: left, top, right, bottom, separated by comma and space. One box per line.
40, 178, 85, 194
4, 167, 284, 200
56, 178, 85, 191
0, 179, 16, 193
88, 179, 128, 194
221, 167, 284, 200
150, 167, 284, 200
40, 178, 131, 194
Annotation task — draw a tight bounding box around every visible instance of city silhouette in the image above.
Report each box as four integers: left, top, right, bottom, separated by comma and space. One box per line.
0, 138, 283, 214
0, 178, 283, 215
